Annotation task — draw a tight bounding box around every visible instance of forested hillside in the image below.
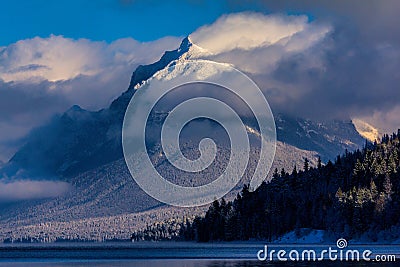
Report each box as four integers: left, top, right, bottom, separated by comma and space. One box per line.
180, 130, 400, 242
133, 130, 400, 242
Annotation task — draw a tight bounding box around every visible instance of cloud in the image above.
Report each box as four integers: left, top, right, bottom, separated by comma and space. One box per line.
191, 13, 310, 54
0, 35, 180, 82
191, 13, 332, 78
0, 180, 70, 202
355, 106, 400, 136
0, 35, 180, 161
0, 36, 181, 112
190, 12, 400, 133
190, 12, 332, 112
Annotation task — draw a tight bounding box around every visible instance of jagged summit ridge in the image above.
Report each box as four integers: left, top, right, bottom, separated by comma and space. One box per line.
177, 36, 193, 53
110, 37, 192, 113
129, 36, 211, 88
109, 36, 210, 113
129, 36, 196, 89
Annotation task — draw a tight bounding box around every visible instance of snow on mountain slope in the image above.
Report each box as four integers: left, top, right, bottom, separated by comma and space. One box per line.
0, 140, 318, 242
352, 118, 380, 142
276, 114, 365, 161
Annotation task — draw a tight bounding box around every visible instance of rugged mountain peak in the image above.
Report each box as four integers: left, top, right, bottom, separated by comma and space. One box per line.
129, 36, 194, 89
177, 36, 193, 53
108, 36, 212, 114
178, 35, 211, 60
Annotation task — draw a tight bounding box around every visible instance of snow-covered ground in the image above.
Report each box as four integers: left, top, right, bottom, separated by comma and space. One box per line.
275, 228, 400, 245
275, 228, 327, 244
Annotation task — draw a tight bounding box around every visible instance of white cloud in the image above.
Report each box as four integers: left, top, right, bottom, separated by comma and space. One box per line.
0, 35, 181, 111
0, 180, 70, 202
190, 13, 332, 74
188, 12, 333, 115
191, 13, 308, 54
0, 35, 180, 83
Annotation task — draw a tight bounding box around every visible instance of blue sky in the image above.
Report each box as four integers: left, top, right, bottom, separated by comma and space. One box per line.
0, 0, 267, 46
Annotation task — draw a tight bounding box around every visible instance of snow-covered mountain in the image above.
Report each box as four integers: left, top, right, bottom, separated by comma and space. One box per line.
0, 37, 364, 181
276, 114, 364, 161
0, 37, 367, 241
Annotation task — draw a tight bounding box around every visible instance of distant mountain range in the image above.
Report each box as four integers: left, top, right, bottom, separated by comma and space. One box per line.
0, 37, 367, 242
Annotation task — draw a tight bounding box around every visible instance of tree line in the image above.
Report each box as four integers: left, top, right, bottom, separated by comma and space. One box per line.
134, 130, 400, 242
